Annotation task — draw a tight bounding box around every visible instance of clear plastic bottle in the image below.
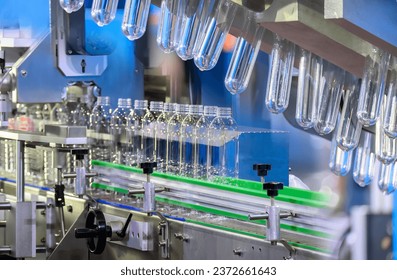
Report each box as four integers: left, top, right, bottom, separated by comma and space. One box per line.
128, 100, 151, 166
314, 61, 345, 135
91, 0, 119, 27
59, 0, 84, 13
181, 105, 203, 177
141, 103, 155, 162
166, 104, 189, 174
296, 49, 323, 129
156, 0, 185, 53
375, 101, 397, 164
194, 106, 217, 179
224, 13, 264, 95
89, 96, 112, 161
110, 98, 132, 165
149, 101, 164, 162
194, 0, 237, 71
329, 132, 353, 176
265, 34, 295, 114
156, 103, 175, 172
176, 0, 206, 60
378, 161, 397, 195
73, 95, 91, 126
208, 107, 239, 183
383, 56, 397, 138
353, 132, 375, 187
122, 0, 151, 41
357, 48, 390, 127
335, 73, 362, 151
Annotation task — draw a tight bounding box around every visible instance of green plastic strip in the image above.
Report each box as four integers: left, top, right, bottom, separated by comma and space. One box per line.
91, 160, 330, 209
92, 182, 129, 195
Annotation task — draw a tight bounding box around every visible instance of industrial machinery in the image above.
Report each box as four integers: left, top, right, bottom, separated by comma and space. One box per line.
0, 0, 396, 260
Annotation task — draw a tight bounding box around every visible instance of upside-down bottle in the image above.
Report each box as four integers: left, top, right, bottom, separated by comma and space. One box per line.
378, 160, 397, 195
329, 131, 353, 176
295, 49, 323, 129
59, 0, 84, 13
353, 132, 375, 187
194, 0, 237, 71
265, 34, 295, 114
375, 100, 397, 164
357, 47, 390, 127
335, 73, 362, 151
91, 0, 119, 27
314, 61, 345, 135
224, 12, 264, 95
383, 56, 397, 138
122, 0, 151, 40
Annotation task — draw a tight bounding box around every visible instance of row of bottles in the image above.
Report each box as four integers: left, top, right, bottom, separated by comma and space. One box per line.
91, 97, 239, 183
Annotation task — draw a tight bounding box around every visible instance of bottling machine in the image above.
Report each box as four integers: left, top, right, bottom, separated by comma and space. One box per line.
0, 0, 395, 260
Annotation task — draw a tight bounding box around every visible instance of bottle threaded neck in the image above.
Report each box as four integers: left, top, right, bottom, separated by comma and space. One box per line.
204, 106, 218, 117
118, 98, 132, 108
134, 100, 148, 110
217, 107, 232, 117
97, 96, 110, 106
189, 105, 204, 115
163, 103, 176, 113
176, 104, 190, 114
150, 101, 164, 112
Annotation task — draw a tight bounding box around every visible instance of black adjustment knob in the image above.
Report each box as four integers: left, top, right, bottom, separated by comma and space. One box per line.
72, 149, 89, 160
140, 162, 157, 174
253, 163, 272, 177
263, 182, 284, 197
74, 209, 112, 255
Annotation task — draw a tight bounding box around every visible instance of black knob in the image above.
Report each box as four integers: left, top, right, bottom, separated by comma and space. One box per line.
140, 162, 157, 174
253, 163, 272, 177
74, 209, 112, 254
263, 182, 284, 197
54, 184, 65, 207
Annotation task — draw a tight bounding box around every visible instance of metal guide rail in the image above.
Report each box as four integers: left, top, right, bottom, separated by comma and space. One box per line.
90, 160, 336, 255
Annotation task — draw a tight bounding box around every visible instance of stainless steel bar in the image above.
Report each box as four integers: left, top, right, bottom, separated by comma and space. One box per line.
0, 202, 11, 210
248, 214, 269, 220
62, 173, 76, 179
59, 206, 66, 238
16, 140, 25, 202
0, 246, 11, 254
0, 220, 6, 227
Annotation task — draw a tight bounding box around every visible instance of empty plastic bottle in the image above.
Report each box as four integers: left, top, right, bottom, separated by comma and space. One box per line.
335, 73, 362, 151
59, 0, 84, 13
91, 0, 119, 27
383, 56, 397, 138
194, 0, 237, 71
225, 12, 264, 95
314, 61, 345, 135
265, 34, 295, 114
378, 160, 397, 195
353, 132, 375, 187
72, 95, 91, 126
296, 49, 323, 129
122, 0, 151, 40
128, 100, 152, 166
110, 98, 132, 165
357, 48, 390, 127
141, 103, 155, 162
156, 0, 185, 53
148, 101, 164, 162
156, 103, 175, 172
166, 104, 189, 174
194, 106, 217, 179
89, 96, 112, 161
181, 105, 203, 177
208, 107, 239, 183
329, 132, 353, 176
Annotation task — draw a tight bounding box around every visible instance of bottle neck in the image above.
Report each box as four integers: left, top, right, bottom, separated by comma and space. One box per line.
150, 101, 164, 112
204, 106, 218, 117
134, 100, 148, 110
118, 98, 132, 108
189, 105, 203, 116
216, 107, 232, 118
163, 103, 176, 113
176, 104, 189, 115
97, 96, 110, 106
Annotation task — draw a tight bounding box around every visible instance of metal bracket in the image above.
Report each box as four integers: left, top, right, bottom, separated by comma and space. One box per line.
155, 212, 170, 259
